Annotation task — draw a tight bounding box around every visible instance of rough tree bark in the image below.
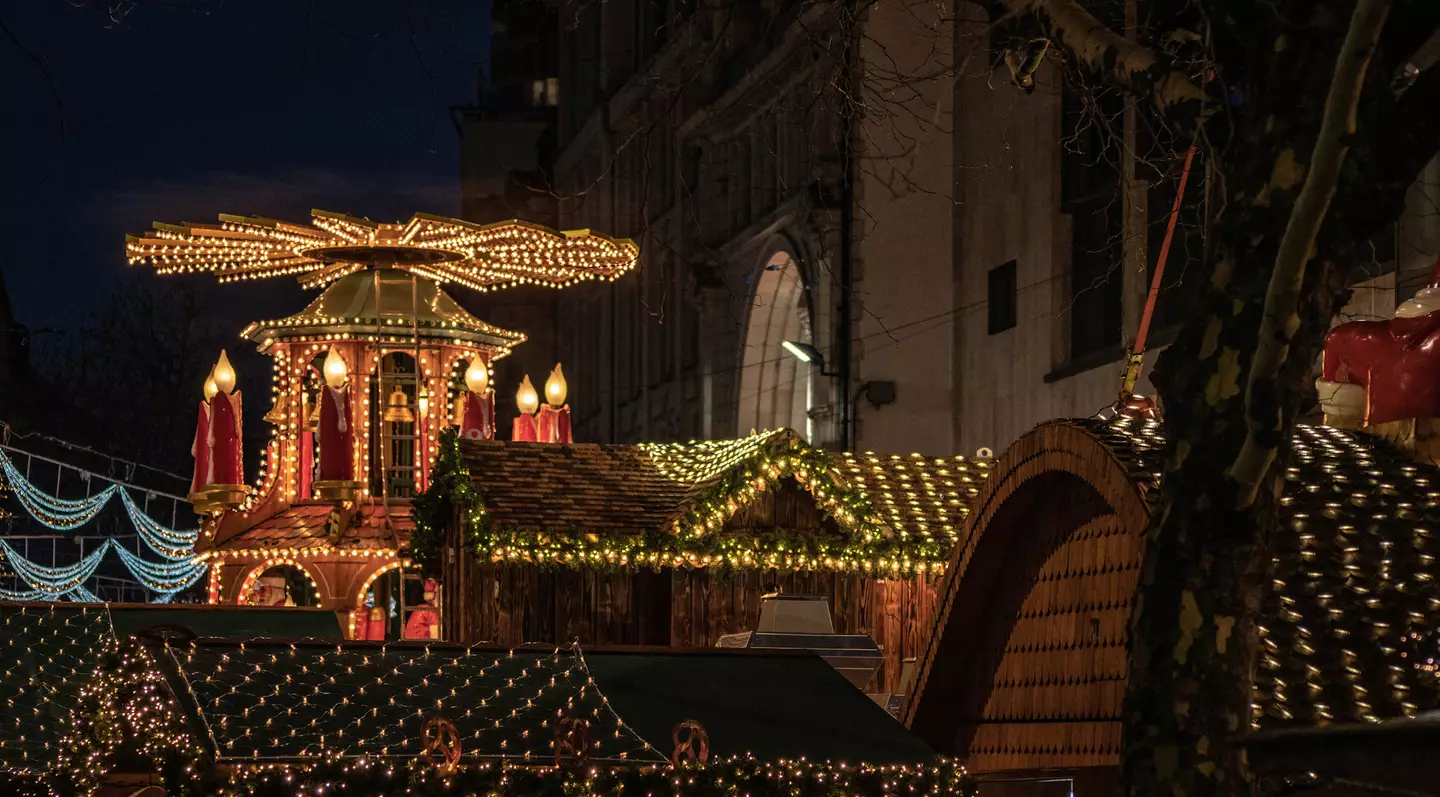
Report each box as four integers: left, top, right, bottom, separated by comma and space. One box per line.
992, 0, 1440, 794
1229, 0, 1391, 507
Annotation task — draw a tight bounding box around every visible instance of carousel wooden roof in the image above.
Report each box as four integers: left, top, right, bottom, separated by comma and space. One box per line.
208, 503, 414, 553
906, 413, 1440, 771
126, 210, 638, 293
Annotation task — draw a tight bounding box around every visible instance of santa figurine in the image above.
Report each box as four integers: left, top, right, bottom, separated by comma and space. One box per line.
404, 579, 441, 640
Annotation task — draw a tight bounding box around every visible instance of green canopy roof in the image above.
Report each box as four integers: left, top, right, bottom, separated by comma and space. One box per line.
584, 649, 935, 765
0, 602, 343, 775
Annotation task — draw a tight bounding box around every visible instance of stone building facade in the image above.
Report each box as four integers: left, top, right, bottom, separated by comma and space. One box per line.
464, 0, 1440, 457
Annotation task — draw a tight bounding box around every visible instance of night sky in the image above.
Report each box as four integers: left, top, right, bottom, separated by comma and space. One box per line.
0, 1, 490, 333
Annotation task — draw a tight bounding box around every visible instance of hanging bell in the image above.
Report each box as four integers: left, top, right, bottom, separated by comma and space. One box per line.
383, 387, 414, 423
305, 392, 322, 431
263, 393, 288, 425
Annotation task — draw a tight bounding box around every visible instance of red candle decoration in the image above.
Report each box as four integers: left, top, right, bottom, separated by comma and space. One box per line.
460, 360, 495, 441
318, 385, 354, 481
315, 348, 355, 485
558, 404, 572, 444
209, 390, 243, 485
541, 364, 572, 443
536, 405, 557, 443
207, 350, 244, 486
461, 390, 494, 440
190, 396, 212, 496
513, 375, 540, 442
512, 413, 538, 443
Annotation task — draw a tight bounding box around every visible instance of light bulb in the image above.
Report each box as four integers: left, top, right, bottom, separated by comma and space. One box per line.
545, 364, 567, 407
418, 388, 430, 418
213, 350, 237, 394
465, 361, 489, 394
323, 349, 348, 389
516, 375, 539, 416
203, 367, 219, 401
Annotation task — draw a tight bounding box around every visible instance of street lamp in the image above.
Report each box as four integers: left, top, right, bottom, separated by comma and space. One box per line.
781, 340, 837, 377
782, 339, 896, 451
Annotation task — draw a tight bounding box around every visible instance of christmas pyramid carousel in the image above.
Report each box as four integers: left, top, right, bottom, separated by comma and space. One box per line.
125, 210, 637, 636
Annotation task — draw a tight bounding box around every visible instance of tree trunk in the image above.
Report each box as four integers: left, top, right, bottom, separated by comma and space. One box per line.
1119, 3, 1402, 795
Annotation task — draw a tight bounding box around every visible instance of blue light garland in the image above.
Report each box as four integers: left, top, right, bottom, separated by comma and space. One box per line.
111, 546, 209, 593
118, 489, 198, 561
1, 447, 207, 602
0, 539, 112, 594
67, 584, 102, 603
1, 450, 118, 529
0, 449, 199, 550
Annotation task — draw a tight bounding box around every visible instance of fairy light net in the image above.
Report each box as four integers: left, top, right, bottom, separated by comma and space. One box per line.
154, 639, 667, 765
0, 605, 115, 774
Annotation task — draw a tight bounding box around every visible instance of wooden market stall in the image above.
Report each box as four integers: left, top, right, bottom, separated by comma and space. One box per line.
425, 428, 989, 695
901, 412, 1440, 795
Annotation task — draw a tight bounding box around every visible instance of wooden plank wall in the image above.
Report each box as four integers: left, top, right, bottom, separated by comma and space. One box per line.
445, 482, 938, 689
448, 560, 938, 694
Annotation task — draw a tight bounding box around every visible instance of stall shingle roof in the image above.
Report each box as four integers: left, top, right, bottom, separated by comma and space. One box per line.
460, 430, 990, 543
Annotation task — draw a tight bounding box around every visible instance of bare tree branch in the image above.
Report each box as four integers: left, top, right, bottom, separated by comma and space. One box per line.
1228, 0, 1393, 506
997, 0, 1208, 121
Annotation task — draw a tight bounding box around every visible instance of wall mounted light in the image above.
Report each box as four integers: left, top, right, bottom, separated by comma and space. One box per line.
782, 340, 838, 377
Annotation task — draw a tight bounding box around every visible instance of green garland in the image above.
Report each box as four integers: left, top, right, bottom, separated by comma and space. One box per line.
410, 428, 486, 578
410, 430, 953, 578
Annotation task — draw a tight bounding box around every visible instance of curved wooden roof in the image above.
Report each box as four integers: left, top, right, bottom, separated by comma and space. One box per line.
905, 414, 1440, 771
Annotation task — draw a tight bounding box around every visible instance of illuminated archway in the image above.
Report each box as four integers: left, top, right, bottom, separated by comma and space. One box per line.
737, 249, 812, 439
348, 559, 408, 639
236, 559, 325, 607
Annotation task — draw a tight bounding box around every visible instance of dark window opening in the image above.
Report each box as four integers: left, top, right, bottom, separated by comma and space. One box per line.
988, 260, 1018, 334
1062, 80, 1124, 360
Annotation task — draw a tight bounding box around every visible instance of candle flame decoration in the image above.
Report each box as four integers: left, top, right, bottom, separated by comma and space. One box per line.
465, 361, 489, 394
203, 366, 219, 401
546, 364, 567, 407
516, 376, 539, 416
213, 350, 237, 394
323, 348, 348, 389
